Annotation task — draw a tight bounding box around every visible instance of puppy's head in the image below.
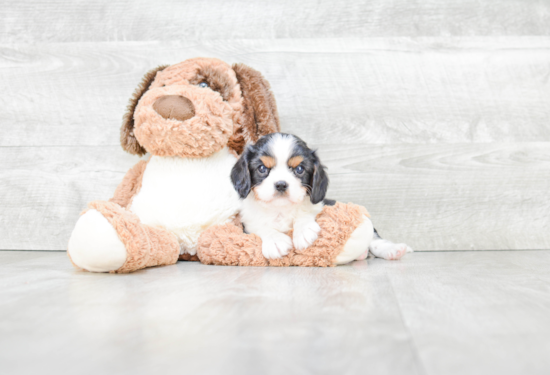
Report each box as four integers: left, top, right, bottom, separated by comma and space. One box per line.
231, 133, 329, 206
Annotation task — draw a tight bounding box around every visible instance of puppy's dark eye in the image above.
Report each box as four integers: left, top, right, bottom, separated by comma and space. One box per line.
198, 82, 209, 88
258, 165, 268, 174
295, 165, 305, 175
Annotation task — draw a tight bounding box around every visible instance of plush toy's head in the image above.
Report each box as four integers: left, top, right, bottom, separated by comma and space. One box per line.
121, 57, 280, 158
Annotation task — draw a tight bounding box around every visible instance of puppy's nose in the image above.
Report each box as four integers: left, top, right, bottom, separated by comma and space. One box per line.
153, 95, 195, 121
275, 181, 288, 192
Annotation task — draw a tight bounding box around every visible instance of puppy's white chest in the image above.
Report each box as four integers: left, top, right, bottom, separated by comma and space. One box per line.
272, 212, 294, 232
130, 148, 240, 254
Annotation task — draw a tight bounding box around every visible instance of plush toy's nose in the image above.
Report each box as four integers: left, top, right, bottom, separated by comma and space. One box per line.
153, 95, 195, 122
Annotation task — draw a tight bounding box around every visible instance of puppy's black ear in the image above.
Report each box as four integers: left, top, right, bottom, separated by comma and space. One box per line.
309, 151, 329, 204
231, 146, 253, 198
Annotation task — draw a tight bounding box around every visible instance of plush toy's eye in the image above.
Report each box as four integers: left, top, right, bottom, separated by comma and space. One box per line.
258, 165, 268, 174
295, 165, 305, 175
198, 82, 209, 88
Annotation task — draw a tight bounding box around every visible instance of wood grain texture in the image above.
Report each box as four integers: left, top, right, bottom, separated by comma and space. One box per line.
0, 253, 423, 375
2, 0, 550, 43
1, 143, 548, 251
2, 5, 550, 251
388, 251, 550, 375
316, 143, 550, 251
0, 146, 139, 250
2, 38, 550, 147
2, 251, 550, 374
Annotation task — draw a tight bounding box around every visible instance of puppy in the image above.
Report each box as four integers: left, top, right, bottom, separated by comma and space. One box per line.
231, 133, 329, 259
231, 133, 413, 261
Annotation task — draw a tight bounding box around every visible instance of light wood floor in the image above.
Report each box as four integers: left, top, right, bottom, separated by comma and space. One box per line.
2, 250, 550, 375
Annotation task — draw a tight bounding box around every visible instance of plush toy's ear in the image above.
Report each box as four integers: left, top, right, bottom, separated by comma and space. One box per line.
121, 65, 168, 155
229, 63, 280, 154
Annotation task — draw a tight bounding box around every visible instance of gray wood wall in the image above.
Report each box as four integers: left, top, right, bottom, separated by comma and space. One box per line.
1, 1, 549, 251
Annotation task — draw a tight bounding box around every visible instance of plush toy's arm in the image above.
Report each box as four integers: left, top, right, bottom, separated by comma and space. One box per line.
109, 160, 148, 208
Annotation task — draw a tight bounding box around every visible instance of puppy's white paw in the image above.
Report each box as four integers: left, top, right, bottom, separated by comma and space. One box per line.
370, 240, 411, 260
293, 220, 321, 250
261, 232, 293, 259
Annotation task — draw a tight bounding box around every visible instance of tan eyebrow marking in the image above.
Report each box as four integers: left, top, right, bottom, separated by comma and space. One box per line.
288, 156, 304, 168
260, 156, 276, 168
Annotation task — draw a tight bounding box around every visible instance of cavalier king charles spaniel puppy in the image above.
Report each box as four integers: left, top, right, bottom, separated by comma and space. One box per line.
231, 133, 412, 260
230, 133, 329, 259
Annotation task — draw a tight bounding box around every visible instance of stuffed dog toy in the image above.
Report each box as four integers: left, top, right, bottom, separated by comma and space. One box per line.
67, 57, 382, 273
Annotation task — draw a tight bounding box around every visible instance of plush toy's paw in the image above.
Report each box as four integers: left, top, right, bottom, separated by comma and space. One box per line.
261, 232, 293, 259
293, 220, 321, 250
369, 239, 411, 260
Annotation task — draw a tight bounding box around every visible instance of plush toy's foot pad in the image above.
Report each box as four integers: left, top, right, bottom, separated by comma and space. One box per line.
68, 201, 180, 273
68, 209, 127, 272
197, 202, 371, 267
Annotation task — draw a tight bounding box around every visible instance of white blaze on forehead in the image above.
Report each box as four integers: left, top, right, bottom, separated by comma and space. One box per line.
268, 133, 296, 167
254, 134, 307, 205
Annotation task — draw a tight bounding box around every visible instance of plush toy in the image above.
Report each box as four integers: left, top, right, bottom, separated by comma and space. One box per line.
68, 57, 376, 273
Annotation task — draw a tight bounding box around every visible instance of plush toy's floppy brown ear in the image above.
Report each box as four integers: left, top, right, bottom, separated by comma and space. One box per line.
229, 63, 280, 154
121, 65, 168, 155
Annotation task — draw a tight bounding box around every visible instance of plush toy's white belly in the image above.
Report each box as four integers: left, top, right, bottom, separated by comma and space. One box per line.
130, 147, 241, 255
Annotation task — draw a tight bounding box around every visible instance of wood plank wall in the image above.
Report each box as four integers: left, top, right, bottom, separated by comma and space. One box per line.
1, 1, 549, 251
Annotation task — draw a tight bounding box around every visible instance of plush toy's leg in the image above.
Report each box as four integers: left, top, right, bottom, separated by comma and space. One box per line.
197, 202, 373, 267
68, 201, 180, 273
333, 215, 373, 264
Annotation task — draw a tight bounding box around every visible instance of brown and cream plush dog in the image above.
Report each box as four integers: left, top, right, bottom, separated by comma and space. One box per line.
68, 58, 279, 272
67, 57, 391, 273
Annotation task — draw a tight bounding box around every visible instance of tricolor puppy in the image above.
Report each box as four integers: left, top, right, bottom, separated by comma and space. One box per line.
231, 133, 414, 261
231, 133, 330, 259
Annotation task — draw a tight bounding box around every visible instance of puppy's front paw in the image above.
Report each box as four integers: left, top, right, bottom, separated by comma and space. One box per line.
261, 232, 293, 259
293, 220, 321, 250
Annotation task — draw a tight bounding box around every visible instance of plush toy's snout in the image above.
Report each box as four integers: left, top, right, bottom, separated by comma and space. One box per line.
153, 95, 195, 122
